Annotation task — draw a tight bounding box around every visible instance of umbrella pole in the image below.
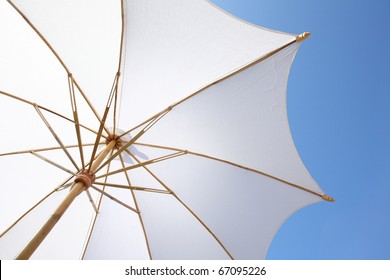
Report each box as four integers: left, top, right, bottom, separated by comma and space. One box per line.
15, 140, 117, 260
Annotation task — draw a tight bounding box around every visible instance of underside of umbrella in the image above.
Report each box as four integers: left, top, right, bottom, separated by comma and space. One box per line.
0, 0, 333, 260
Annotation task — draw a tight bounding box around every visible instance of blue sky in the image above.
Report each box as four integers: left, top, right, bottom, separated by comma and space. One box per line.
211, 0, 390, 259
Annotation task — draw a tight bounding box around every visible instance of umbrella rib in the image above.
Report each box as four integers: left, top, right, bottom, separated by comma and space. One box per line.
56, 182, 73, 192
112, 0, 127, 136
90, 185, 139, 214
6, 0, 110, 136
93, 181, 171, 195
68, 74, 85, 168
85, 189, 99, 214
0, 90, 102, 137
0, 142, 104, 158
87, 82, 117, 173
95, 151, 186, 180
113, 72, 120, 136
30, 151, 76, 175
119, 154, 153, 260
0, 176, 74, 238
117, 0, 126, 73
113, 0, 127, 135
34, 105, 80, 171
134, 142, 328, 200
109, 72, 121, 136
126, 150, 235, 260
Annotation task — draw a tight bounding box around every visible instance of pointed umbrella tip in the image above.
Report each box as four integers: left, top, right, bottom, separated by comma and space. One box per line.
296, 32, 311, 42
322, 194, 335, 202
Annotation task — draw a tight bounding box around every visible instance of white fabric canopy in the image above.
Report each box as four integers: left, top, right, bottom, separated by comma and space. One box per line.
0, 0, 328, 260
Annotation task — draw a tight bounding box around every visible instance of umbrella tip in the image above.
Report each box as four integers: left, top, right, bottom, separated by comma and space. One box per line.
322, 194, 335, 202
296, 32, 311, 42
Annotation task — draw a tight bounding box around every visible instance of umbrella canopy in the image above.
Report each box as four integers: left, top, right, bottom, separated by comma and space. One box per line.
0, 0, 333, 260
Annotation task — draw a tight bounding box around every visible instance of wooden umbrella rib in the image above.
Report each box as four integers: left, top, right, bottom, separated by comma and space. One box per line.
90, 186, 139, 214
126, 150, 235, 260
93, 181, 171, 195
135, 142, 324, 199
87, 86, 117, 173
0, 143, 103, 158
189, 152, 322, 198
112, 73, 120, 136
34, 105, 80, 171
73, 110, 85, 167
117, 0, 126, 73
30, 151, 76, 175
119, 154, 153, 260
87, 106, 110, 172
113, 0, 126, 134
68, 74, 85, 168
0, 89, 35, 106
95, 151, 186, 180
56, 182, 73, 192
112, 0, 126, 137
107, 73, 120, 117
113, 81, 118, 136
135, 142, 183, 152
7, 0, 110, 135
85, 189, 99, 214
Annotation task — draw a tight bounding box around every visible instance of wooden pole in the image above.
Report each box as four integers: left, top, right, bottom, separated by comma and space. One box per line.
15, 140, 116, 260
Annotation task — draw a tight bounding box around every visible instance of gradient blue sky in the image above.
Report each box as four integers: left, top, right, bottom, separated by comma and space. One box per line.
210, 0, 390, 259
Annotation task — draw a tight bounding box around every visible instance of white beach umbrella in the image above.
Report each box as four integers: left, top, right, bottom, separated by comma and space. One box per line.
0, 0, 333, 260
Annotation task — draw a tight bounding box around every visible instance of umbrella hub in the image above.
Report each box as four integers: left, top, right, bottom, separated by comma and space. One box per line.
106, 134, 123, 150
74, 171, 95, 188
